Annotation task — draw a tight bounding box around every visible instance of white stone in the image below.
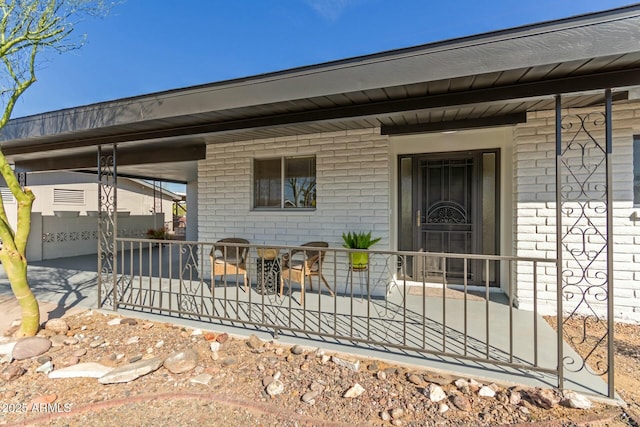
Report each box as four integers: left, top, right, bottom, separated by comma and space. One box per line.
98, 357, 163, 384
190, 373, 212, 385
107, 318, 121, 326
561, 390, 592, 409
35, 361, 54, 374
49, 362, 113, 379
155, 340, 164, 348
438, 403, 450, 414
266, 380, 284, 396
426, 383, 447, 403
331, 355, 360, 372
479, 386, 496, 398
209, 342, 220, 352
0, 342, 16, 355
190, 329, 202, 336
126, 336, 140, 345
343, 383, 365, 398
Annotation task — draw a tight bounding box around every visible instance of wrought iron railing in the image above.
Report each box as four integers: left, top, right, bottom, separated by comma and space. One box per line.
99, 238, 563, 386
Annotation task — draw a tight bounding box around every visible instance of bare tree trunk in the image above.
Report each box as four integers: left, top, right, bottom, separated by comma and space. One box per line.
0, 250, 37, 336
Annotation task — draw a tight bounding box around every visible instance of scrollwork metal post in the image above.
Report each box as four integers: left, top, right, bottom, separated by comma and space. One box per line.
556, 90, 614, 398
97, 145, 118, 310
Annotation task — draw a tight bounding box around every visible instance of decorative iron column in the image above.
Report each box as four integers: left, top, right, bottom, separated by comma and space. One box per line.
97, 145, 118, 310
555, 90, 614, 398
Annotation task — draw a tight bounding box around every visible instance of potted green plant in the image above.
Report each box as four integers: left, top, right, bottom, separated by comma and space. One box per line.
342, 231, 381, 269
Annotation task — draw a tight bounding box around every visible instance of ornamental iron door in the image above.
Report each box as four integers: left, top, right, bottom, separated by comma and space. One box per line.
418, 154, 479, 283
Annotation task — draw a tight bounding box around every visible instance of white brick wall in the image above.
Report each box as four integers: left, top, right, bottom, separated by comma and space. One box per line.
514, 101, 640, 323
198, 128, 391, 294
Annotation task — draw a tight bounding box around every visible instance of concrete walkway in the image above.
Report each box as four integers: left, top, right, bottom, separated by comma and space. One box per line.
0, 251, 611, 399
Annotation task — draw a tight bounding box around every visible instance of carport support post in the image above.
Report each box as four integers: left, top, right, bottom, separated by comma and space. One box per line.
97, 144, 118, 310
556, 90, 615, 398
605, 89, 614, 399
555, 95, 564, 391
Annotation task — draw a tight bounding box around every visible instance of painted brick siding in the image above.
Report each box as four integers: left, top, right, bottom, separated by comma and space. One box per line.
198, 128, 390, 294
514, 101, 640, 323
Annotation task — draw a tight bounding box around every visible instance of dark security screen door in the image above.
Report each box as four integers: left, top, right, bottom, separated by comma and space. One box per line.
398, 150, 498, 286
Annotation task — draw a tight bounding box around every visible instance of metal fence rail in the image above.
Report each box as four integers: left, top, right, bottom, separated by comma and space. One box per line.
103, 238, 559, 383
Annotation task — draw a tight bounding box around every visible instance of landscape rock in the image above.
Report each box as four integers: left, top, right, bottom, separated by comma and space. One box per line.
120, 318, 138, 326
209, 342, 220, 352
0, 365, 25, 381
332, 355, 360, 372
0, 341, 16, 356
561, 390, 592, 409
60, 356, 80, 367
125, 336, 140, 345
301, 390, 319, 404
266, 380, 284, 396
527, 388, 560, 409
36, 355, 52, 364
380, 410, 391, 421
407, 373, 422, 385
12, 337, 51, 360
290, 345, 304, 355
35, 361, 54, 374
98, 357, 163, 384
72, 348, 87, 357
63, 337, 79, 345
246, 334, 263, 350
479, 385, 496, 398
44, 319, 69, 333
343, 383, 365, 398
50, 363, 113, 379
215, 333, 228, 343
107, 318, 121, 326
451, 394, 472, 411
390, 407, 405, 419
424, 373, 454, 386
190, 373, 212, 385
49, 335, 68, 347
89, 338, 105, 348
163, 349, 199, 374
424, 383, 447, 403
439, 403, 450, 414
509, 390, 522, 405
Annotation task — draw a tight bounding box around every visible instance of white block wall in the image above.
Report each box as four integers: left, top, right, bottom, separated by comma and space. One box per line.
198, 128, 391, 294
514, 101, 640, 323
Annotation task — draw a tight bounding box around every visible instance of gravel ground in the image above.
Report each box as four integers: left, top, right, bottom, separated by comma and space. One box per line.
0, 309, 635, 427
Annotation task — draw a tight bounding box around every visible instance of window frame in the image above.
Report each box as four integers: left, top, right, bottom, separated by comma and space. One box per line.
252, 155, 316, 211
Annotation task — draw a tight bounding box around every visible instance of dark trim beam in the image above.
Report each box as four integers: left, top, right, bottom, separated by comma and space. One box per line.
381, 113, 527, 135
14, 143, 205, 172
4, 67, 640, 155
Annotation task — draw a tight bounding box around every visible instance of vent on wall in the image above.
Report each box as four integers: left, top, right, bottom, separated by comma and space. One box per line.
0, 187, 15, 204
53, 188, 85, 205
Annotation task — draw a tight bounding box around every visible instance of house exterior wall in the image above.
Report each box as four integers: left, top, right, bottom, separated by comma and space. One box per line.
2, 171, 173, 229
198, 128, 390, 294
513, 101, 640, 323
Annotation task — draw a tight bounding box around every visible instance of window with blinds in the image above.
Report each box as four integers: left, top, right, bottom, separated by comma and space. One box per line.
0, 187, 14, 204
53, 189, 85, 205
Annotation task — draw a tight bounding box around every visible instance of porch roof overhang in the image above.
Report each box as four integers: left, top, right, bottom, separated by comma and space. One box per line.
2, 5, 640, 182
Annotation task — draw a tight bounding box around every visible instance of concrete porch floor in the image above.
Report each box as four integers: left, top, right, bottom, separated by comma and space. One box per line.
0, 248, 611, 399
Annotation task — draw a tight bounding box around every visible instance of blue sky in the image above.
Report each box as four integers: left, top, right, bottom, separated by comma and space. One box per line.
10, 0, 638, 118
